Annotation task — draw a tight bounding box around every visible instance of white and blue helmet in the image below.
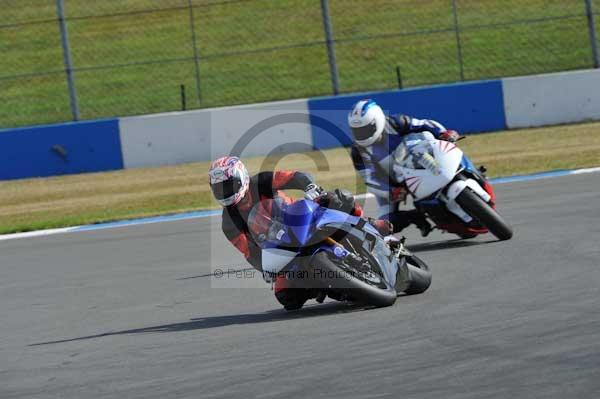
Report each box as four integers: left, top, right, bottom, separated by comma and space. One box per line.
347, 99, 386, 147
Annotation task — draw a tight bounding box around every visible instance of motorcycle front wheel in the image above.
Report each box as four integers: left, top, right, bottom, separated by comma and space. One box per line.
311, 251, 397, 308
456, 188, 513, 241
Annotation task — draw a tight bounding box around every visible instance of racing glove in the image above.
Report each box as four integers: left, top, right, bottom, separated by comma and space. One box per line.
439, 129, 460, 142
317, 189, 357, 214
391, 186, 408, 202
368, 218, 394, 236
304, 183, 324, 200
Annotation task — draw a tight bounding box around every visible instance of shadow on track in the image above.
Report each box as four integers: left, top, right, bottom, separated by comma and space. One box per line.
29, 302, 365, 347
177, 267, 255, 280
407, 238, 497, 253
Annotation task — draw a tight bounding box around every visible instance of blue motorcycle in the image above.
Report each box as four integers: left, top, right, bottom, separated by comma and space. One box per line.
248, 196, 432, 310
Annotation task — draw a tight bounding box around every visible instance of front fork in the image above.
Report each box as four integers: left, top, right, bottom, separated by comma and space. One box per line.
440, 176, 492, 222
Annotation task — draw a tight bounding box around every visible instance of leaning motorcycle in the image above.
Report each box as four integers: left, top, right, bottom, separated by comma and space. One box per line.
247, 196, 432, 310
393, 132, 513, 240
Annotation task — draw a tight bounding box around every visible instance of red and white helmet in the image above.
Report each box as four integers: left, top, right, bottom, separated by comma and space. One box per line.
208, 156, 250, 207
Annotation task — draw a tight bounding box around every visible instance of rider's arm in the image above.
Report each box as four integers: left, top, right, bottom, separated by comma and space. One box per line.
257, 171, 315, 191
388, 114, 447, 138
351, 146, 408, 219
222, 212, 263, 270
351, 145, 391, 200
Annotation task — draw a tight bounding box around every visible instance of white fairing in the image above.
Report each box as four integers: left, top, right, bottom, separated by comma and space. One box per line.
446, 179, 491, 202
392, 132, 493, 223
261, 248, 297, 275
393, 133, 463, 199
443, 179, 491, 222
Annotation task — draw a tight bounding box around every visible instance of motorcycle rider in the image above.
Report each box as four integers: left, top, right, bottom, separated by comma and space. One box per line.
208, 156, 392, 310
348, 99, 460, 237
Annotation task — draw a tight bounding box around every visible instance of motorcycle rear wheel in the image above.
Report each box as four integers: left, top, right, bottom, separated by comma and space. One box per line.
403, 255, 432, 295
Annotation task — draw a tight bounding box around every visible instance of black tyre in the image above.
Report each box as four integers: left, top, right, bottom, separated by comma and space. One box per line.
403, 255, 432, 295
456, 188, 513, 241
457, 232, 478, 239
311, 251, 397, 308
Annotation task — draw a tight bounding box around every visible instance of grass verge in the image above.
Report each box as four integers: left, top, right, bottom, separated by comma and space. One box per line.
1, 121, 600, 234
2, 0, 597, 127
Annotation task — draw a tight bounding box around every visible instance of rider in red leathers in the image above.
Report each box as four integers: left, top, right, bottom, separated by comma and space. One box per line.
209, 156, 392, 310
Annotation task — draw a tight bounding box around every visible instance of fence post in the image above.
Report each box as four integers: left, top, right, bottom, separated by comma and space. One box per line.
320, 0, 340, 95
181, 84, 187, 111
187, 0, 202, 104
396, 65, 403, 89
55, 0, 80, 121
451, 0, 465, 81
585, 0, 600, 68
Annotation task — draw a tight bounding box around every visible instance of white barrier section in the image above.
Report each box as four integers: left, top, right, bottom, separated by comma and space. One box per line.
503, 69, 600, 128
119, 99, 312, 168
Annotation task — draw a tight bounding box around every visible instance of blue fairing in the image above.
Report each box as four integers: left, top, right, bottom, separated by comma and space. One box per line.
265, 199, 381, 248
461, 154, 477, 173
282, 200, 321, 246
317, 208, 381, 236
260, 199, 398, 289
415, 198, 442, 207
316, 208, 361, 229
281, 199, 381, 245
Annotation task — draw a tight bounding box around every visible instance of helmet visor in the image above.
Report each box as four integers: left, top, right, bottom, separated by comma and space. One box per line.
211, 178, 242, 202
351, 122, 377, 143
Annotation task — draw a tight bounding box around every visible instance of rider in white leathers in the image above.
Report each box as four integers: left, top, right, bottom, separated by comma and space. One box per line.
348, 99, 460, 236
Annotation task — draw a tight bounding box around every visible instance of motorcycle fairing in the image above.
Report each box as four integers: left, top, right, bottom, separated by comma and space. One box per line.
396, 137, 463, 199
279, 200, 381, 246
261, 247, 300, 275
252, 199, 399, 290
316, 208, 380, 237
460, 154, 478, 174
282, 200, 320, 246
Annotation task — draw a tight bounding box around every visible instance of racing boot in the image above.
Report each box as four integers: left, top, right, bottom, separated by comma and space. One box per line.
274, 275, 313, 311
413, 213, 433, 237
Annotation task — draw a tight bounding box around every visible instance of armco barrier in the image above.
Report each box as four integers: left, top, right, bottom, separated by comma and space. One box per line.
307, 80, 507, 149
119, 99, 313, 169
0, 119, 123, 180
503, 69, 600, 128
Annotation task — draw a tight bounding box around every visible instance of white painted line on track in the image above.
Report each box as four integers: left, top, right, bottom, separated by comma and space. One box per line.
1, 166, 599, 241
571, 166, 600, 175
0, 227, 78, 241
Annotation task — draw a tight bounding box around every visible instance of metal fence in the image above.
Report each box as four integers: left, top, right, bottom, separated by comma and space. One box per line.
1, 0, 599, 128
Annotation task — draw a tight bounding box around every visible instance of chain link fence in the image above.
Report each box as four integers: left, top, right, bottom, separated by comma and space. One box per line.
1, 0, 600, 128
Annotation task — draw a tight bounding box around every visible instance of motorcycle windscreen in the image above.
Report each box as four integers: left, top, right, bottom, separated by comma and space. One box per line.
247, 198, 292, 247
282, 200, 320, 246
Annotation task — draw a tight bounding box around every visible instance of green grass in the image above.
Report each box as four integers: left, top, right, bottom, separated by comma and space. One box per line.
1, 0, 599, 127
1, 121, 599, 235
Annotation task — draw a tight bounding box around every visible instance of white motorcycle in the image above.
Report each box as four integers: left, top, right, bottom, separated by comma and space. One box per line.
392, 132, 513, 241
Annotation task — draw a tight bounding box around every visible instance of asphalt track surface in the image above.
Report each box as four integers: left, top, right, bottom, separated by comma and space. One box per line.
1, 173, 599, 399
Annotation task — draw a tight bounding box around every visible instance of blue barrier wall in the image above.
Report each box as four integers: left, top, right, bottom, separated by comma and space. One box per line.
307, 80, 507, 149
0, 119, 123, 180
5, 71, 596, 181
